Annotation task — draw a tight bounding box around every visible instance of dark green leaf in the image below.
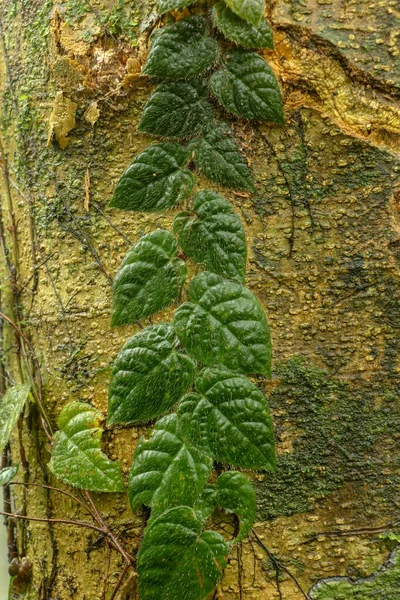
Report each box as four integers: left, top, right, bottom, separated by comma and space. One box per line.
128, 414, 212, 517
143, 17, 218, 80
0, 384, 30, 454
190, 123, 254, 190
216, 471, 256, 541
223, 0, 264, 27
110, 143, 193, 212
193, 485, 217, 520
173, 271, 271, 375
174, 190, 247, 282
0, 464, 19, 486
158, 0, 196, 15
49, 403, 125, 492
139, 81, 213, 139
108, 324, 196, 424
210, 49, 284, 123
212, 3, 273, 49
111, 230, 186, 327
178, 368, 275, 469
138, 506, 228, 600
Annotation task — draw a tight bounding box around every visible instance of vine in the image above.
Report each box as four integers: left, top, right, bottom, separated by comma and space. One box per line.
1, 0, 284, 597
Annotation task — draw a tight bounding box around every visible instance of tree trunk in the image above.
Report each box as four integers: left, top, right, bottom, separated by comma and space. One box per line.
1, 0, 399, 599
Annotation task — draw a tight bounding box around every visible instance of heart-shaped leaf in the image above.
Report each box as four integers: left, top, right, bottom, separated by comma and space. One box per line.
174, 190, 247, 282
49, 403, 125, 492
138, 506, 228, 600
0, 464, 19, 486
110, 143, 193, 212
111, 230, 186, 327
158, 0, 196, 15
108, 324, 196, 424
210, 49, 284, 123
173, 271, 271, 375
143, 17, 218, 80
223, 0, 264, 27
129, 413, 212, 518
212, 3, 273, 49
178, 368, 275, 469
190, 122, 254, 190
0, 384, 30, 454
139, 81, 213, 139
216, 471, 256, 541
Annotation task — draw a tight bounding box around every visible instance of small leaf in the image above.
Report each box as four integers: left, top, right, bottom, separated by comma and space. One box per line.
49, 402, 124, 492
108, 324, 196, 424
143, 17, 218, 80
128, 414, 212, 518
212, 3, 273, 49
216, 471, 256, 542
111, 230, 186, 327
158, 0, 196, 15
173, 271, 271, 375
0, 384, 30, 454
210, 49, 284, 123
174, 190, 247, 281
223, 0, 264, 27
139, 81, 213, 139
110, 143, 193, 212
191, 122, 254, 190
193, 485, 217, 520
0, 464, 19, 486
178, 367, 275, 469
138, 506, 228, 600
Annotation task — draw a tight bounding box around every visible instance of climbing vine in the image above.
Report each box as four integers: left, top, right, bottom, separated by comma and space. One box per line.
1, 0, 284, 597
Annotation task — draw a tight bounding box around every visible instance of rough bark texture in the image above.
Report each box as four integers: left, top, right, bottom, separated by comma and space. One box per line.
0, 0, 399, 598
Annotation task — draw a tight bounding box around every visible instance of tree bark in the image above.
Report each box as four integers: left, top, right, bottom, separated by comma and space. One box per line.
1, 0, 399, 598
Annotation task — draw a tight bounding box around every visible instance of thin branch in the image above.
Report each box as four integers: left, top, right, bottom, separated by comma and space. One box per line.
0, 510, 106, 535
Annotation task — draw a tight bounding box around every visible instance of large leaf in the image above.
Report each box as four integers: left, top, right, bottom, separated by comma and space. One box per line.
210, 49, 284, 123
143, 17, 218, 80
139, 81, 213, 139
110, 143, 193, 212
174, 190, 247, 282
212, 3, 273, 49
0, 384, 30, 454
49, 403, 124, 492
128, 414, 212, 517
223, 0, 264, 27
111, 230, 186, 327
138, 506, 228, 600
216, 471, 256, 542
178, 368, 275, 469
190, 122, 254, 190
108, 324, 196, 424
173, 271, 271, 375
158, 0, 196, 15
0, 464, 19, 486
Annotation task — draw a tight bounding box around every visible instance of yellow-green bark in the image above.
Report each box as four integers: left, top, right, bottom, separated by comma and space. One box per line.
0, 0, 399, 598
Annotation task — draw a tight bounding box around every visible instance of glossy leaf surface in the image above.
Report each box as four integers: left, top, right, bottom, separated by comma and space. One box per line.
0, 464, 19, 486
49, 403, 125, 492
178, 368, 275, 469
143, 17, 218, 80
212, 3, 273, 49
194, 485, 217, 520
191, 123, 254, 190
174, 190, 247, 281
158, 0, 196, 15
210, 49, 284, 123
174, 271, 271, 375
108, 324, 196, 424
216, 471, 256, 541
110, 143, 193, 212
111, 230, 186, 326
138, 506, 228, 600
0, 384, 30, 454
223, 0, 264, 26
128, 414, 212, 517
139, 81, 213, 139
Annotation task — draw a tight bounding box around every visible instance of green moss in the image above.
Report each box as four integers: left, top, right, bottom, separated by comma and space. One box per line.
309, 548, 400, 599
